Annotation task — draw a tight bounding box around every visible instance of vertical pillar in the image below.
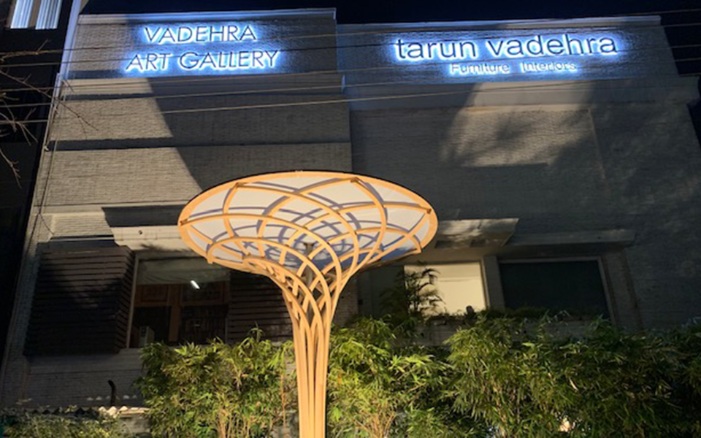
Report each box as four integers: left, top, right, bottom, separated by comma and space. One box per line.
278, 275, 336, 438
288, 314, 330, 437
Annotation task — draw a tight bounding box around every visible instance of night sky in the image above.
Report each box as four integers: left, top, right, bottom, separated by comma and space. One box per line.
82, 0, 696, 22
83, 0, 700, 75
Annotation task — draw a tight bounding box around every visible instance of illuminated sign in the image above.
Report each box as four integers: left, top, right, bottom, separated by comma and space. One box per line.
390, 32, 620, 78
125, 22, 281, 75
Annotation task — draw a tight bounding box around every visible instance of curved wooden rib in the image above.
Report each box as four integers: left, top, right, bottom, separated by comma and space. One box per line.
178, 171, 437, 438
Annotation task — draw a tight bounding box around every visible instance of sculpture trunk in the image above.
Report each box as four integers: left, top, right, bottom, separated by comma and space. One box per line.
279, 270, 338, 438
290, 311, 331, 437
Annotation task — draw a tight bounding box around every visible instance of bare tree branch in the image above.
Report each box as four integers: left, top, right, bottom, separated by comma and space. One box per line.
0, 41, 95, 186
0, 68, 97, 130
0, 94, 37, 187
0, 146, 21, 185
0, 41, 48, 63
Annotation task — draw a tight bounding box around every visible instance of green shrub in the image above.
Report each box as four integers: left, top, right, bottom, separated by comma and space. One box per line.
138, 332, 294, 438
557, 321, 682, 437
446, 316, 701, 437
136, 315, 701, 438
447, 317, 571, 437
327, 318, 484, 437
380, 267, 443, 336
0, 410, 126, 438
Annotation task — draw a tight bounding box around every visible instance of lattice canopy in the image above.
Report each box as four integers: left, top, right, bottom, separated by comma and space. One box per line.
179, 171, 437, 280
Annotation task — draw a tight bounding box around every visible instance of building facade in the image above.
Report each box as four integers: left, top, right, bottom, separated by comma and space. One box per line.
0, 0, 86, 368
1, 7, 700, 408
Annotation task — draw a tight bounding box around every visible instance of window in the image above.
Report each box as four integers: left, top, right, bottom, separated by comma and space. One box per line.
405, 263, 486, 314
356, 265, 403, 318
8, 0, 62, 29
499, 259, 609, 317
129, 258, 230, 347
129, 257, 292, 347
357, 262, 486, 318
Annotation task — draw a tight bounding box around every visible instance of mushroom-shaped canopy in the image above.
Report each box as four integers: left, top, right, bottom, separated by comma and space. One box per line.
178, 171, 437, 278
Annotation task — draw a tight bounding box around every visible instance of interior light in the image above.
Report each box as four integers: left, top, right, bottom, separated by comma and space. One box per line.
189, 280, 200, 290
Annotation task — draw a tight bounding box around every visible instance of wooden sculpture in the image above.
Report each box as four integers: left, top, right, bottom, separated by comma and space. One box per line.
178, 171, 438, 437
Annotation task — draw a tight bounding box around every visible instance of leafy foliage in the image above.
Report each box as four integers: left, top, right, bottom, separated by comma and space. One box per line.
138, 332, 294, 438
0, 409, 126, 438
137, 316, 701, 438
381, 267, 443, 334
558, 322, 682, 436
327, 318, 485, 437
447, 316, 701, 437
447, 317, 571, 436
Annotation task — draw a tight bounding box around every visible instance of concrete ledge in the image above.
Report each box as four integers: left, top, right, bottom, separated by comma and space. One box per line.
509, 229, 635, 247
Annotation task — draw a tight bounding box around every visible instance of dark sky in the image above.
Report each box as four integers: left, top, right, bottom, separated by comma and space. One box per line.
83, 0, 701, 75
83, 0, 696, 22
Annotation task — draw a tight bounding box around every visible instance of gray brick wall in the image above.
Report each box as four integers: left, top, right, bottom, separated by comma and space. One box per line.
40, 143, 352, 209
352, 99, 701, 328
51, 86, 350, 149
25, 351, 143, 407
352, 106, 610, 228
